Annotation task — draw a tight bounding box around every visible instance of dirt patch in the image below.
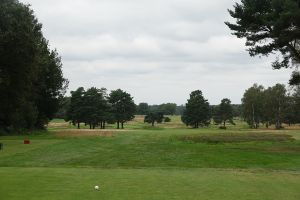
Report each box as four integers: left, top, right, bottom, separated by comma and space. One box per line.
54, 130, 114, 137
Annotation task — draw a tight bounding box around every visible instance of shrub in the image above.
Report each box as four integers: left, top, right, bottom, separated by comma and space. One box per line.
164, 117, 171, 122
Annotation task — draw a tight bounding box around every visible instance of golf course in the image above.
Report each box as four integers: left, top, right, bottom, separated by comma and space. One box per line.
0, 117, 299, 200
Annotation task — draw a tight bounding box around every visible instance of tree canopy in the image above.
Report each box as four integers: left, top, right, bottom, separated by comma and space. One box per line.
109, 89, 136, 129
225, 0, 300, 85
213, 98, 235, 128
181, 90, 211, 128
144, 112, 164, 126
242, 83, 299, 129
0, 0, 67, 132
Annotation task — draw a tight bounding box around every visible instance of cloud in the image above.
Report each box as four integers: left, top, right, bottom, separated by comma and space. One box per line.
20, 0, 293, 104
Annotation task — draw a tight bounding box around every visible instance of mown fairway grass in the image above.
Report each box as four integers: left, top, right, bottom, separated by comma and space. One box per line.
0, 117, 300, 199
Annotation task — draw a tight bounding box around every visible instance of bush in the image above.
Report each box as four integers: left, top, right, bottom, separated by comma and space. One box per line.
219, 126, 227, 129
164, 117, 171, 122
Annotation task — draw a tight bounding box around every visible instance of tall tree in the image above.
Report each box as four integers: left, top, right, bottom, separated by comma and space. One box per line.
242, 84, 264, 128
266, 84, 287, 129
109, 89, 136, 129
66, 87, 85, 129
213, 98, 235, 128
181, 90, 211, 128
225, 0, 300, 85
0, 0, 67, 132
82, 87, 108, 129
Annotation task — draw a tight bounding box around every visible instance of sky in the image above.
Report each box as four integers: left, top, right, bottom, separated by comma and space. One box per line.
20, 0, 293, 105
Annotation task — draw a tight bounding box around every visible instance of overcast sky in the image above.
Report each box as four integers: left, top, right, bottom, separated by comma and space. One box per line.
20, 0, 292, 105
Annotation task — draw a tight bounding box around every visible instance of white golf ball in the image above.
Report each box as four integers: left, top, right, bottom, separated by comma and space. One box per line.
94, 185, 99, 190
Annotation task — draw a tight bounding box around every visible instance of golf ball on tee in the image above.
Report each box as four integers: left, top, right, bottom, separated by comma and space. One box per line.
95, 185, 99, 190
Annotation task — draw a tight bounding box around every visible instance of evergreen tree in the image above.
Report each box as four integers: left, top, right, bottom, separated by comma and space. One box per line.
213, 98, 235, 128
181, 90, 210, 128
66, 87, 85, 129
226, 0, 300, 85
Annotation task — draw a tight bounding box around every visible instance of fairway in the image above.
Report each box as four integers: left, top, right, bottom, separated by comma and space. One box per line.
0, 117, 300, 199
1, 167, 299, 200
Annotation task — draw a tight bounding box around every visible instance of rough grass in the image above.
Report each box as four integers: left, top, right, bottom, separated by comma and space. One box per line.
180, 132, 295, 143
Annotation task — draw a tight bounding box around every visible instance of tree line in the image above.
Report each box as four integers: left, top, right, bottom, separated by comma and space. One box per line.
0, 0, 67, 133
57, 90, 243, 128
242, 84, 300, 129
65, 87, 135, 129
181, 90, 236, 129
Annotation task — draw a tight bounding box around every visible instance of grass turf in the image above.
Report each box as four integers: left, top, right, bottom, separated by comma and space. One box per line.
0, 117, 300, 199
0, 167, 299, 200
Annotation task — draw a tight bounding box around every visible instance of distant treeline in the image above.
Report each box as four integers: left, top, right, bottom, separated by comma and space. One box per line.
55, 88, 243, 128
56, 84, 300, 129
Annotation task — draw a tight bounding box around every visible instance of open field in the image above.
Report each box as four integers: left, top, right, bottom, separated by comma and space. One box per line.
0, 117, 300, 199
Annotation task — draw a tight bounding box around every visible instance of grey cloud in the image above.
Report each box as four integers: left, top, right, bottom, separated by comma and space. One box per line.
20, 0, 292, 104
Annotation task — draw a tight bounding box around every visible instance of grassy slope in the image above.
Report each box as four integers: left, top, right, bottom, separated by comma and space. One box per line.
0, 117, 300, 199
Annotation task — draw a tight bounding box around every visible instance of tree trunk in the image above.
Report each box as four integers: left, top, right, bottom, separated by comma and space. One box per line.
89, 124, 92, 129
77, 122, 80, 129
117, 121, 120, 129
121, 122, 124, 129
223, 121, 225, 127
103, 121, 106, 129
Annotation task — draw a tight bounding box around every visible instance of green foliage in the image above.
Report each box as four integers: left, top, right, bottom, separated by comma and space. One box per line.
54, 97, 71, 119
158, 103, 177, 115
242, 83, 300, 128
213, 98, 235, 128
0, 0, 67, 132
66, 87, 85, 128
226, 0, 300, 85
136, 103, 149, 115
109, 89, 136, 129
66, 87, 113, 129
242, 84, 264, 128
181, 90, 211, 128
144, 112, 164, 126
164, 117, 171, 122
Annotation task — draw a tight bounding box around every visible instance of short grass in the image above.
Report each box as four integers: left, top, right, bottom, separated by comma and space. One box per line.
1, 167, 299, 200
0, 116, 300, 199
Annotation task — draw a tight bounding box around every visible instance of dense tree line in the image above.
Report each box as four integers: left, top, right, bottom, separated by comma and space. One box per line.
65, 87, 135, 129
136, 103, 177, 115
0, 0, 67, 133
242, 84, 300, 129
